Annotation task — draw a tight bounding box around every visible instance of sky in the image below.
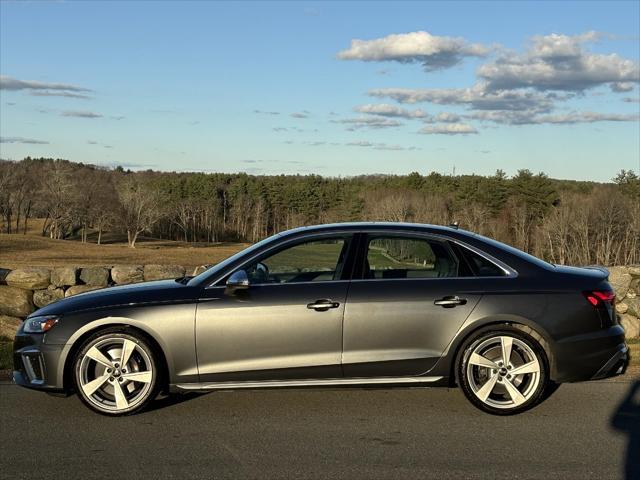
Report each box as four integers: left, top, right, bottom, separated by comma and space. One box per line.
1, 0, 639, 181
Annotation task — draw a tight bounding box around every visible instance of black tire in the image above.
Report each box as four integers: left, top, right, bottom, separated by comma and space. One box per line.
457, 326, 551, 416
74, 327, 160, 416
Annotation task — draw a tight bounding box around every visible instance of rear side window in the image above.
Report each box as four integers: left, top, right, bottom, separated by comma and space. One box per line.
364, 236, 459, 279
454, 244, 507, 277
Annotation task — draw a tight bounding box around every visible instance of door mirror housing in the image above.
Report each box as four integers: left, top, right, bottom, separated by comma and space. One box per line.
226, 270, 250, 290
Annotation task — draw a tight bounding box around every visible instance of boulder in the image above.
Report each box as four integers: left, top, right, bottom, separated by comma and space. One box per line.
80, 267, 110, 286
609, 267, 633, 301
5, 268, 50, 290
51, 267, 77, 287
0, 268, 11, 285
628, 266, 640, 277
111, 265, 144, 285
65, 285, 102, 297
0, 286, 34, 317
144, 265, 186, 281
616, 302, 629, 315
620, 314, 640, 339
192, 265, 211, 276
0, 315, 22, 339
33, 288, 65, 308
625, 297, 640, 318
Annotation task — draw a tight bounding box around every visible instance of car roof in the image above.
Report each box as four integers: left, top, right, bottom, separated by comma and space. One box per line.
278, 222, 469, 237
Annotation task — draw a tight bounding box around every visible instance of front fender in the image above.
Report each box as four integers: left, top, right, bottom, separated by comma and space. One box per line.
47, 303, 198, 389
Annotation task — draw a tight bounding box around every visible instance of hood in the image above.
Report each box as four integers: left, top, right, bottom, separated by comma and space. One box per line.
31, 279, 200, 317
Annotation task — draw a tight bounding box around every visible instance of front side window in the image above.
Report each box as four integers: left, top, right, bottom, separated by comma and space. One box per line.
243, 237, 351, 284
365, 236, 458, 279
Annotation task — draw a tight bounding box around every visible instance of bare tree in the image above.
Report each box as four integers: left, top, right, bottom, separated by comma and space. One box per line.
116, 175, 164, 248
41, 162, 76, 239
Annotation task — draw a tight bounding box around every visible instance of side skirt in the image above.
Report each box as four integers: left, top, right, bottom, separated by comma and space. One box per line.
173, 375, 445, 392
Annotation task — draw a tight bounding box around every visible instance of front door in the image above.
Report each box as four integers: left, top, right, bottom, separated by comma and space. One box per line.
196, 234, 354, 382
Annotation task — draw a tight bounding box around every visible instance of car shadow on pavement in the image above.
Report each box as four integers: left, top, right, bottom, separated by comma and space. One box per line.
143, 392, 208, 414
611, 380, 640, 479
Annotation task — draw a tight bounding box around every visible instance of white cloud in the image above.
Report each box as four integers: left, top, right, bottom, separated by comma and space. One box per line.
346, 140, 375, 147
0, 75, 91, 93
354, 103, 428, 118
610, 82, 636, 92
369, 83, 555, 112
29, 91, 91, 99
253, 109, 280, 115
61, 110, 103, 118
346, 140, 419, 150
434, 112, 462, 123
419, 123, 478, 135
0, 136, 49, 144
477, 32, 640, 92
468, 110, 639, 125
337, 31, 490, 71
332, 116, 403, 129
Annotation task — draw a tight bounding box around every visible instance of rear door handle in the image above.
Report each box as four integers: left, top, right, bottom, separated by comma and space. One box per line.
307, 299, 340, 311
434, 296, 467, 308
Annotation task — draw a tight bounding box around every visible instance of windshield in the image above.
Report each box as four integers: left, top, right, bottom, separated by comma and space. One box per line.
187, 233, 282, 286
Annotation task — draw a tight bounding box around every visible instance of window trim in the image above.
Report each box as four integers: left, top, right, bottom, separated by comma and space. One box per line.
206, 231, 358, 288
351, 230, 516, 282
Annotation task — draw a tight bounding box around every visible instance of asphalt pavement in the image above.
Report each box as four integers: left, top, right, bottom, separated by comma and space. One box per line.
1, 378, 639, 480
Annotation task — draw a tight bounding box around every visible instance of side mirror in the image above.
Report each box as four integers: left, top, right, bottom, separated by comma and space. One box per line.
226, 270, 250, 291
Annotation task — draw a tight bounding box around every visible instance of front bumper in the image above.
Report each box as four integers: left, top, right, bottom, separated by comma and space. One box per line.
13, 332, 67, 392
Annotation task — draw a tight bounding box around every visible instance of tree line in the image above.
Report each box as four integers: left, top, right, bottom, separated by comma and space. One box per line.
0, 157, 638, 266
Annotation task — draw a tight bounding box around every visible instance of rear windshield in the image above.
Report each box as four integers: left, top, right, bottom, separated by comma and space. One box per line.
470, 233, 555, 270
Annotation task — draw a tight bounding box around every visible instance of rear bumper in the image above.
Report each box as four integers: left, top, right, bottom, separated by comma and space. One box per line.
590, 343, 628, 380
552, 325, 628, 382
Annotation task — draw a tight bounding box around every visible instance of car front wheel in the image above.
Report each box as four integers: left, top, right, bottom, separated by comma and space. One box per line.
458, 327, 550, 415
74, 328, 159, 416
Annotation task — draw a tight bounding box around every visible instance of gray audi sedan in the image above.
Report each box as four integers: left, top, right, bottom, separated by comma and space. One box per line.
13, 222, 628, 415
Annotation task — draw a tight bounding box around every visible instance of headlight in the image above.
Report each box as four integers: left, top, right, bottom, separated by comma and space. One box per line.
23, 315, 60, 333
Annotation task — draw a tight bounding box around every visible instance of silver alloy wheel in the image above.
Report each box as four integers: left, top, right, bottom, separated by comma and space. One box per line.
466, 335, 541, 410
78, 336, 154, 413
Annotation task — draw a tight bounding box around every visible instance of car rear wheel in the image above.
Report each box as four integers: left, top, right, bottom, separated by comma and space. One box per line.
458, 327, 550, 415
74, 329, 159, 416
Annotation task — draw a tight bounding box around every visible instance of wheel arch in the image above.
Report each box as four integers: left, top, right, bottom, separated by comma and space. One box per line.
444, 317, 556, 387
61, 322, 171, 393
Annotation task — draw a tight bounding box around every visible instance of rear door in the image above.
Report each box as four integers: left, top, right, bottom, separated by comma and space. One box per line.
196, 233, 355, 382
342, 232, 482, 377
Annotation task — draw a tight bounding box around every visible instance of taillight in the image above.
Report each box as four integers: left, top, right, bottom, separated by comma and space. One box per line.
583, 290, 615, 307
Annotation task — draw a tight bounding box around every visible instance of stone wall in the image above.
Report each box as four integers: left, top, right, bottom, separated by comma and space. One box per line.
0, 265, 190, 335
609, 266, 640, 338
1, 264, 639, 338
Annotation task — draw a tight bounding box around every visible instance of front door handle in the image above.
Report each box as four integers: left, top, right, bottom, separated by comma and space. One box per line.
307, 299, 340, 311
434, 296, 467, 308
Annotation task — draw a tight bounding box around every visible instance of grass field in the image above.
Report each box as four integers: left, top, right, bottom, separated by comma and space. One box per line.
0, 218, 248, 270
0, 234, 247, 270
